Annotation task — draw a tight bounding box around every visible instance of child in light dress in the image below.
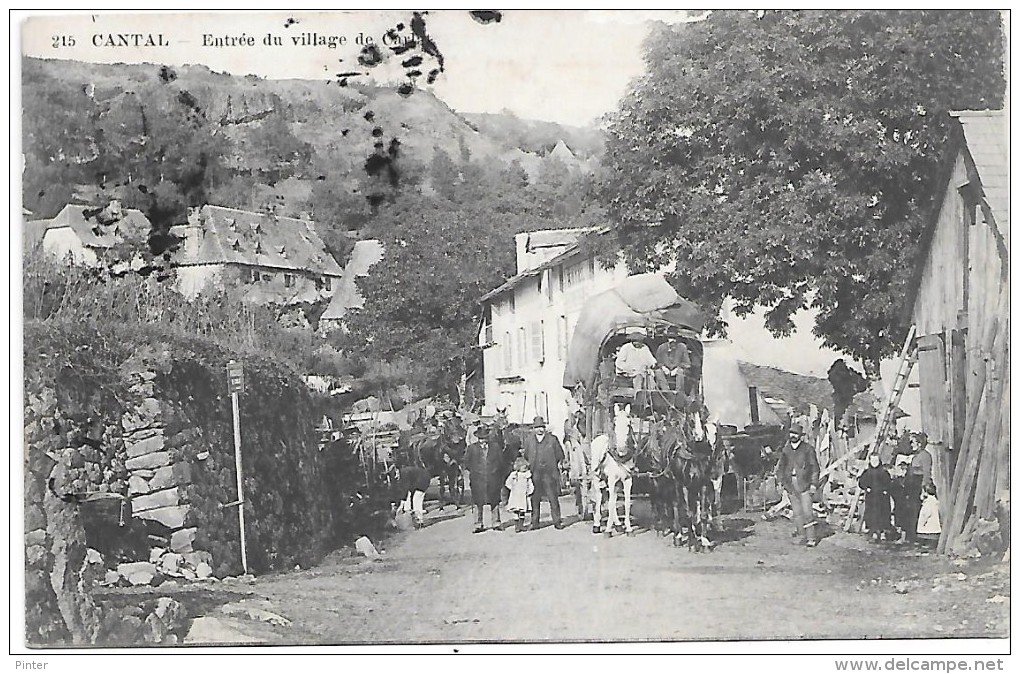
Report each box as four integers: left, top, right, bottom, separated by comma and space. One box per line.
504, 457, 535, 532
916, 483, 941, 549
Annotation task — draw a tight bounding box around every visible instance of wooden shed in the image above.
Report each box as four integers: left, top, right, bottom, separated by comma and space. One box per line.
904, 109, 1009, 555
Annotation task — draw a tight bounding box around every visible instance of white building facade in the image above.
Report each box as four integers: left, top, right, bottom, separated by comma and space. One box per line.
479, 228, 862, 439
479, 228, 627, 435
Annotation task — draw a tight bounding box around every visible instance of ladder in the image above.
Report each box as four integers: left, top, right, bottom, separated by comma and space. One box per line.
842, 324, 918, 531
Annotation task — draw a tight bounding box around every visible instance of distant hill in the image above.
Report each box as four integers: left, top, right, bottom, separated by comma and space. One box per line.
461, 111, 604, 160
21, 57, 600, 220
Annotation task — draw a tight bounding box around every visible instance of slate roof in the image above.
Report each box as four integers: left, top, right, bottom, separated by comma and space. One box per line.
480, 226, 604, 303
953, 110, 1009, 239
33, 203, 151, 250
738, 362, 835, 418
321, 239, 385, 322
175, 205, 343, 276
23, 218, 52, 251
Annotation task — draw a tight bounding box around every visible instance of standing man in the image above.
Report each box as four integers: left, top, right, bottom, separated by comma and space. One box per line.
776, 423, 820, 547
564, 412, 591, 520
524, 416, 566, 530
465, 424, 503, 533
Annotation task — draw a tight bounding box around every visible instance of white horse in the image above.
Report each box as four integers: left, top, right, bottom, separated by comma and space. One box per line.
590, 404, 637, 536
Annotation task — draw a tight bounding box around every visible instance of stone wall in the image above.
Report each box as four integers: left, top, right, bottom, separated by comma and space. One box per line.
23, 321, 357, 645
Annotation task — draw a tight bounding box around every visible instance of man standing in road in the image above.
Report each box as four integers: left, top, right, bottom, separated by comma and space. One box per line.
776, 423, 820, 547
564, 411, 591, 521
524, 416, 566, 530
465, 424, 503, 533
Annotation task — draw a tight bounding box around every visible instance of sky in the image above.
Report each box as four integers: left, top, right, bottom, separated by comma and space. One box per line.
18, 9, 700, 126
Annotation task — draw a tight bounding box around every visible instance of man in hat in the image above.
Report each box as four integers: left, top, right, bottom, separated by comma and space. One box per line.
655, 335, 691, 393
523, 416, 566, 529
776, 422, 820, 547
464, 423, 504, 533
615, 333, 658, 391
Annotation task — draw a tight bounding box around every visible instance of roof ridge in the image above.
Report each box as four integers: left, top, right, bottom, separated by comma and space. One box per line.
203, 204, 314, 225
950, 109, 1006, 118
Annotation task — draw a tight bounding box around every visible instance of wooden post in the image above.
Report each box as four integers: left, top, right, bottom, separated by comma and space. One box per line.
231, 389, 248, 575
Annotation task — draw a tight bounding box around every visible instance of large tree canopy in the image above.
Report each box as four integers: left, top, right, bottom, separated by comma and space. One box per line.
601, 10, 1004, 371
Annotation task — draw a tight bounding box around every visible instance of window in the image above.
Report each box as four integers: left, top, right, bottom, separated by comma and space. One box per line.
532, 321, 545, 363
558, 266, 565, 293
324, 276, 332, 291
564, 259, 587, 287
518, 326, 527, 366
484, 321, 493, 346
535, 391, 549, 421
284, 273, 295, 288
503, 331, 513, 372
543, 270, 554, 303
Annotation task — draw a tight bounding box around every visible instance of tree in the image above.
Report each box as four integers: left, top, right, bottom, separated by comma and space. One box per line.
340, 195, 516, 396
600, 10, 1004, 375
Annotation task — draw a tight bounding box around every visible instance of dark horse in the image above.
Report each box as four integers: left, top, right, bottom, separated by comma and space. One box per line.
633, 413, 681, 538
403, 415, 467, 506
668, 410, 722, 552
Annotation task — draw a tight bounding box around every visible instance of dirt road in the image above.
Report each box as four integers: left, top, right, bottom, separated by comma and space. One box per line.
183, 494, 1009, 645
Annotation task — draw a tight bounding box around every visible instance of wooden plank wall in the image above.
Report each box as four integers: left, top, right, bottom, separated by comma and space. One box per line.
935, 161, 1010, 555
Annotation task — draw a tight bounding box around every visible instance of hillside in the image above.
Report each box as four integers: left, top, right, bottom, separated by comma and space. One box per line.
21, 57, 600, 222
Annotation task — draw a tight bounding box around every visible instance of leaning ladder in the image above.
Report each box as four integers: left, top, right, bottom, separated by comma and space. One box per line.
842, 324, 919, 532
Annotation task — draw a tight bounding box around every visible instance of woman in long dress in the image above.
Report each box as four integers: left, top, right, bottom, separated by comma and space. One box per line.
858, 455, 892, 541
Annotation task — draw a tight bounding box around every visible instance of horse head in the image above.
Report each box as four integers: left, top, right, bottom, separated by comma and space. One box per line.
612, 403, 633, 450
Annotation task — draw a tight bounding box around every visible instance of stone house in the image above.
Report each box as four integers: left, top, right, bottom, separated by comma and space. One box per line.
169, 205, 344, 305
24, 201, 150, 266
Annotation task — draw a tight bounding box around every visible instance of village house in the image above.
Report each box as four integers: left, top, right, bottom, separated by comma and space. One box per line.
902, 110, 1009, 555
479, 228, 890, 441
23, 201, 150, 266
478, 228, 629, 431
319, 238, 385, 331
169, 205, 344, 305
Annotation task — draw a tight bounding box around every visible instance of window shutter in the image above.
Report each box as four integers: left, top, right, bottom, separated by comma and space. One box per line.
519, 326, 527, 366
532, 321, 544, 363
504, 332, 512, 372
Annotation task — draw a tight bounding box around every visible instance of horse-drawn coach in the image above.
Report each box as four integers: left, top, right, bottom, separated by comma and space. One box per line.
563, 273, 724, 550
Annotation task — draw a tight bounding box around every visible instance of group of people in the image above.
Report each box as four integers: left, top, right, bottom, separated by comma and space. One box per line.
769, 423, 940, 549
857, 432, 940, 546
465, 415, 580, 533
614, 332, 691, 395
396, 412, 582, 533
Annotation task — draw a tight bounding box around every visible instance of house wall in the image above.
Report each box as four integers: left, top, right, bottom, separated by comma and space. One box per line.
481, 251, 628, 436
909, 146, 1010, 519
176, 265, 224, 298
42, 228, 97, 266
177, 263, 339, 304
912, 155, 970, 336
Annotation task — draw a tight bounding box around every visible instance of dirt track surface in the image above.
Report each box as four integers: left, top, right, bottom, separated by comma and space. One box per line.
184, 494, 1010, 645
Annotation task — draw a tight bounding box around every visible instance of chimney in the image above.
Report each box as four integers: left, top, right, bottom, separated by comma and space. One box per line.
515, 232, 531, 274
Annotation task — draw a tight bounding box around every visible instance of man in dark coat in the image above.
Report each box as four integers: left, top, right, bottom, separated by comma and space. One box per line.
524, 416, 566, 529
465, 424, 504, 533
776, 423, 820, 547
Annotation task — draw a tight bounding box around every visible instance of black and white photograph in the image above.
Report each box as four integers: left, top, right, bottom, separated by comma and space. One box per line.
11, 7, 1011, 661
